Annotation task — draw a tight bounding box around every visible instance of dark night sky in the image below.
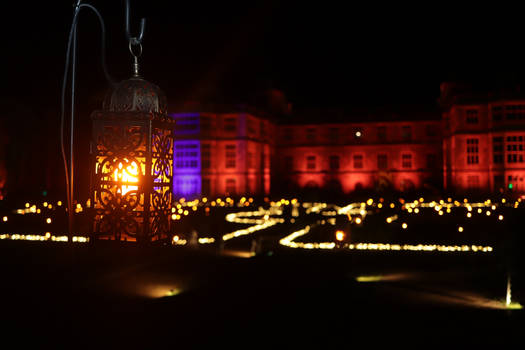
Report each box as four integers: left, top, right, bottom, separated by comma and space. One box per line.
4, 1, 525, 114
2, 1, 525, 197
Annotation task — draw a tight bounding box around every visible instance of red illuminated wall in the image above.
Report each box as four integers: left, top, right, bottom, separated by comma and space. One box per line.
275, 120, 443, 194
442, 97, 525, 194
172, 110, 274, 197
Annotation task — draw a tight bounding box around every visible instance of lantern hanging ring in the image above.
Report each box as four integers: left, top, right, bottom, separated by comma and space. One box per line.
129, 41, 142, 58
125, 0, 146, 46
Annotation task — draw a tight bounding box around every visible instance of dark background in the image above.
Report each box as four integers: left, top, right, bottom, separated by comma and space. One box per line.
2, 0, 525, 199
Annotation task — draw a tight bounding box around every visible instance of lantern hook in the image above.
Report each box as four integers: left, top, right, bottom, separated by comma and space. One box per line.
125, 0, 146, 46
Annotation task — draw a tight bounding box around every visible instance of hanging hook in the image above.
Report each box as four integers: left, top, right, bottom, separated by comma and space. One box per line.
125, 0, 145, 46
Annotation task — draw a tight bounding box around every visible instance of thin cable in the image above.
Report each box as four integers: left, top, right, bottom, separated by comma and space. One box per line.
60, 2, 115, 238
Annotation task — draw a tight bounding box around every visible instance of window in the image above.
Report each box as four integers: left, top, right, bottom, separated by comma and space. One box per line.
401, 154, 412, 169
174, 116, 199, 135
377, 126, 387, 142
224, 118, 237, 132
505, 105, 525, 120
426, 154, 437, 169
466, 138, 479, 165
306, 128, 316, 142
201, 144, 211, 169
466, 109, 479, 124
492, 106, 503, 122
175, 142, 199, 169
225, 178, 236, 195
493, 137, 503, 164
401, 126, 412, 141
201, 116, 212, 132
353, 154, 363, 169
329, 155, 340, 170
307, 156, 316, 170
377, 154, 388, 170
506, 136, 524, 163
225, 144, 236, 168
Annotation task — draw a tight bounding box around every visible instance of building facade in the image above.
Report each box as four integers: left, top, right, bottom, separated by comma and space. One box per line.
171, 111, 274, 198
168, 84, 525, 199
274, 119, 443, 194
441, 83, 525, 194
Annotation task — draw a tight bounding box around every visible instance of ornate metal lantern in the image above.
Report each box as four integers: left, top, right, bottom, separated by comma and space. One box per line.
90, 73, 174, 243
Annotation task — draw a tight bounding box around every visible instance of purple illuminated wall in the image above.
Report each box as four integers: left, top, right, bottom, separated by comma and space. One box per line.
171, 113, 202, 199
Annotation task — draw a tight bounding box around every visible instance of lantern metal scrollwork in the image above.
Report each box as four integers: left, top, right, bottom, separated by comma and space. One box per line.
90, 76, 174, 243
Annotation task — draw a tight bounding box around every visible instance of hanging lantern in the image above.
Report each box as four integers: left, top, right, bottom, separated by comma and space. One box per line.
90, 57, 174, 243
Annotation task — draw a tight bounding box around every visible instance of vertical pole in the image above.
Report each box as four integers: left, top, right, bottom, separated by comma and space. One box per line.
69, 21, 77, 243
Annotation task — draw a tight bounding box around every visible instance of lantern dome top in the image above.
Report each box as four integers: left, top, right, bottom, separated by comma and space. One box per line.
103, 77, 167, 114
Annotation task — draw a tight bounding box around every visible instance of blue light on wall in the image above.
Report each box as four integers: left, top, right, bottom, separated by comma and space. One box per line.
171, 113, 203, 199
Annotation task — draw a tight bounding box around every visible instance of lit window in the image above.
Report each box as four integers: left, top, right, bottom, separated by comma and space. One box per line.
174, 142, 199, 169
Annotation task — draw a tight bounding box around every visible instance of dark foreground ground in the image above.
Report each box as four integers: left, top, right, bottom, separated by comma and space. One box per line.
1, 241, 523, 349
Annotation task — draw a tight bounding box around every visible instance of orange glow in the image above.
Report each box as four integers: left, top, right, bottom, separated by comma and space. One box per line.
113, 161, 139, 195
335, 230, 345, 242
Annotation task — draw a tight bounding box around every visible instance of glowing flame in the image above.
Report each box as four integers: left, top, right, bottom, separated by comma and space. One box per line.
113, 161, 139, 195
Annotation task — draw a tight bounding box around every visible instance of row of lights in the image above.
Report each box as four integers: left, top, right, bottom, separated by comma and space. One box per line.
279, 224, 493, 253
0, 233, 88, 243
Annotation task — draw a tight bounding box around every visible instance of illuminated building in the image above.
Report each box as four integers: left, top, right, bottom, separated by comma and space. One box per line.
441, 82, 525, 193
171, 107, 274, 198
274, 114, 442, 193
